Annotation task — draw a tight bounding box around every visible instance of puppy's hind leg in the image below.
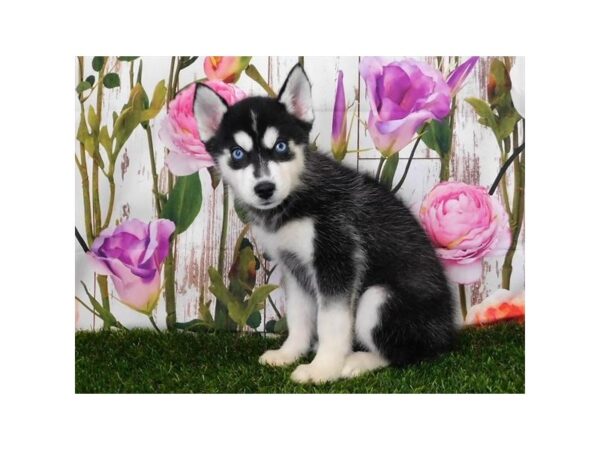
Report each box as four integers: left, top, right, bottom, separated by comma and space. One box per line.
342, 285, 390, 379
259, 271, 316, 367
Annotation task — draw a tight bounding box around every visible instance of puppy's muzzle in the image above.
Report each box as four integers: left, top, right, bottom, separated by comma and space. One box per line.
254, 181, 276, 200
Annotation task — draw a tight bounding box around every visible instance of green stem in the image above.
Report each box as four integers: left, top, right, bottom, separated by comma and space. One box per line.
218, 187, 229, 274
245, 65, 276, 97
149, 315, 162, 333
439, 153, 450, 181
77, 58, 93, 247
375, 156, 385, 181
459, 284, 467, 321
164, 245, 176, 331
146, 126, 162, 215
97, 275, 111, 330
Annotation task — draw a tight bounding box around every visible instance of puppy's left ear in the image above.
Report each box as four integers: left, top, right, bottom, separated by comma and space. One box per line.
277, 64, 314, 124
193, 83, 229, 142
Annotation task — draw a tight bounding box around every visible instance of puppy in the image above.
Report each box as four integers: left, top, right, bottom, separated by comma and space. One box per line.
194, 64, 456, 384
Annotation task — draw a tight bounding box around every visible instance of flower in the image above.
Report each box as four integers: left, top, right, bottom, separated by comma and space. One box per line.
203, 56, 252, 83
419, 182, 511, 284
510, 58, 525, 118
331, 70, 349, 161
359, 57, 451, 157
159, 81, 247, 176
446, 56, 479, 97
86, 218, 176, 315
465, 289, 524, 326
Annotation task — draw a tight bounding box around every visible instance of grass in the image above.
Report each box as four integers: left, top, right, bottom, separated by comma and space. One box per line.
75, 322, 524, 393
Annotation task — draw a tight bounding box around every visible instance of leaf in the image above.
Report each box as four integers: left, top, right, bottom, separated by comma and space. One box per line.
465, 97, 498, 132
99, 126, 112, 153
139, 80, 167, 122
245, 284, 278, 318
380, 153, 399, 190
179, 56, 199, 69
92, 56, 105, 72
246, 311, 261, 329
113, 106, 139, 154
76, 81, 92, 94
85, 75, 96, 86
487, 58, 512, 108
103, 72, 121, 89
208, 267, 245, 325
80, 282, 118, 328
160, 173, 203, 234
265, 319, 276, 333
174, 319, 213, 332
420, 118, 452, 157
87, 105, 99, 133
274, 317, 288, 334
495, 108, 521, 141
117, 56, 139, 62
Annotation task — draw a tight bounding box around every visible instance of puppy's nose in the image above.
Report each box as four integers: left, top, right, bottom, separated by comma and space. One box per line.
254, 181, 275, 200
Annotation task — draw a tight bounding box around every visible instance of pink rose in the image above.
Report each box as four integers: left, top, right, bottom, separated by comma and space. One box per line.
159, 81, 247, 176
419, 182, 511, 284
86, 219, 176, 315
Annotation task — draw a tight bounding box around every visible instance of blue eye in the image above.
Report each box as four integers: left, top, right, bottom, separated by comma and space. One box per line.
231, 147, 245, 161
274, 141, 288, 153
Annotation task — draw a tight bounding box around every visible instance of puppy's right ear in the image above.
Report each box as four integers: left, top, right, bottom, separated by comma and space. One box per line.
193, 83, 228, 142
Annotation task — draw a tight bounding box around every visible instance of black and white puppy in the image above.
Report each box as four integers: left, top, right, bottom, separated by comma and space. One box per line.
194, 64, 456, 384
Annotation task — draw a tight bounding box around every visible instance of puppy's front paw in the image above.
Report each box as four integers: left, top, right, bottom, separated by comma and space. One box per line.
290, 362, 343, 384
259, 349, 300, 367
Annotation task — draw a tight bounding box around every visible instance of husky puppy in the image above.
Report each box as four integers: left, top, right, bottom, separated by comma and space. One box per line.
194, 64, 456, 384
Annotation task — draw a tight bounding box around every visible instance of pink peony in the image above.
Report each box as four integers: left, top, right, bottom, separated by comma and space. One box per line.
159, 81, 247, 176
203, 56, 252, 84
419, 182, 511, 284
86, 218, 176, 315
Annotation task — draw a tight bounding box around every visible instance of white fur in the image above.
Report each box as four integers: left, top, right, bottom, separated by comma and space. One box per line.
252, 217, 315, 264
290, 301, 353, 384
233, 131, 253, 151
355, 285, 388, 353
259, 270, 316, 366
278, 67, 314, 123
341, 351, 389, 378
193, 86, 227, 141
262, 126, 279, 149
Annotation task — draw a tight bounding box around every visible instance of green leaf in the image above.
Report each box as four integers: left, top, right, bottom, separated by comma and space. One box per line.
465, 97, 498, 132
139, 80, 167, 122
117, 56, 139, 62
274, 316, 288, 334
179, 56, 199, 69
92, 56, 105, 72
99, 125, 112, 153
174, 319, 213, 332
76, 81, 92, 94
420, 118, 452, 157
495, 108, 521, 141
245, 284, 278, 318
81, 282, 119, 328
488, 58, 512, 108
160, 173, 203, 234
87, 105, 99, 133
265, 319, 276, 333
103, 72, 121, 89
380, 153, 399, 190
113, 106, 139, 154
85, 75, 96, 86
246, 311, 261, 329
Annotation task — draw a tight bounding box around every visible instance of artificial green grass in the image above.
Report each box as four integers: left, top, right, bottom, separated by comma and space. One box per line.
75, 322, 524, 393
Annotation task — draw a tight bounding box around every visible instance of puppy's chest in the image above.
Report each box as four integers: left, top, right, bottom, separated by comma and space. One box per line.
252, 217, 315, 265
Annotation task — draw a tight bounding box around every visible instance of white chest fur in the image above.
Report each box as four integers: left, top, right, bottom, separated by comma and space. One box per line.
252, 217, 315, 265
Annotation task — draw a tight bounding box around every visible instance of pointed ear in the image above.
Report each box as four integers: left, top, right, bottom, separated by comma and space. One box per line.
277, 64, 314, 123
193, 83, 229, 142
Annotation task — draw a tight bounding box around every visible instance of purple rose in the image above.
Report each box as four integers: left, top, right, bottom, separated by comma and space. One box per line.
360, 57, 452, 156
87, 218, 175, 314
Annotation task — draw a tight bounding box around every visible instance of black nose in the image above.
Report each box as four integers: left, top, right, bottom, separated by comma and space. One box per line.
254, 181, 275, 200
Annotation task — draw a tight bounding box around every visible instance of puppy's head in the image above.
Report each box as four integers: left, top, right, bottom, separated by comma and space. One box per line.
194, 64, 313, 210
